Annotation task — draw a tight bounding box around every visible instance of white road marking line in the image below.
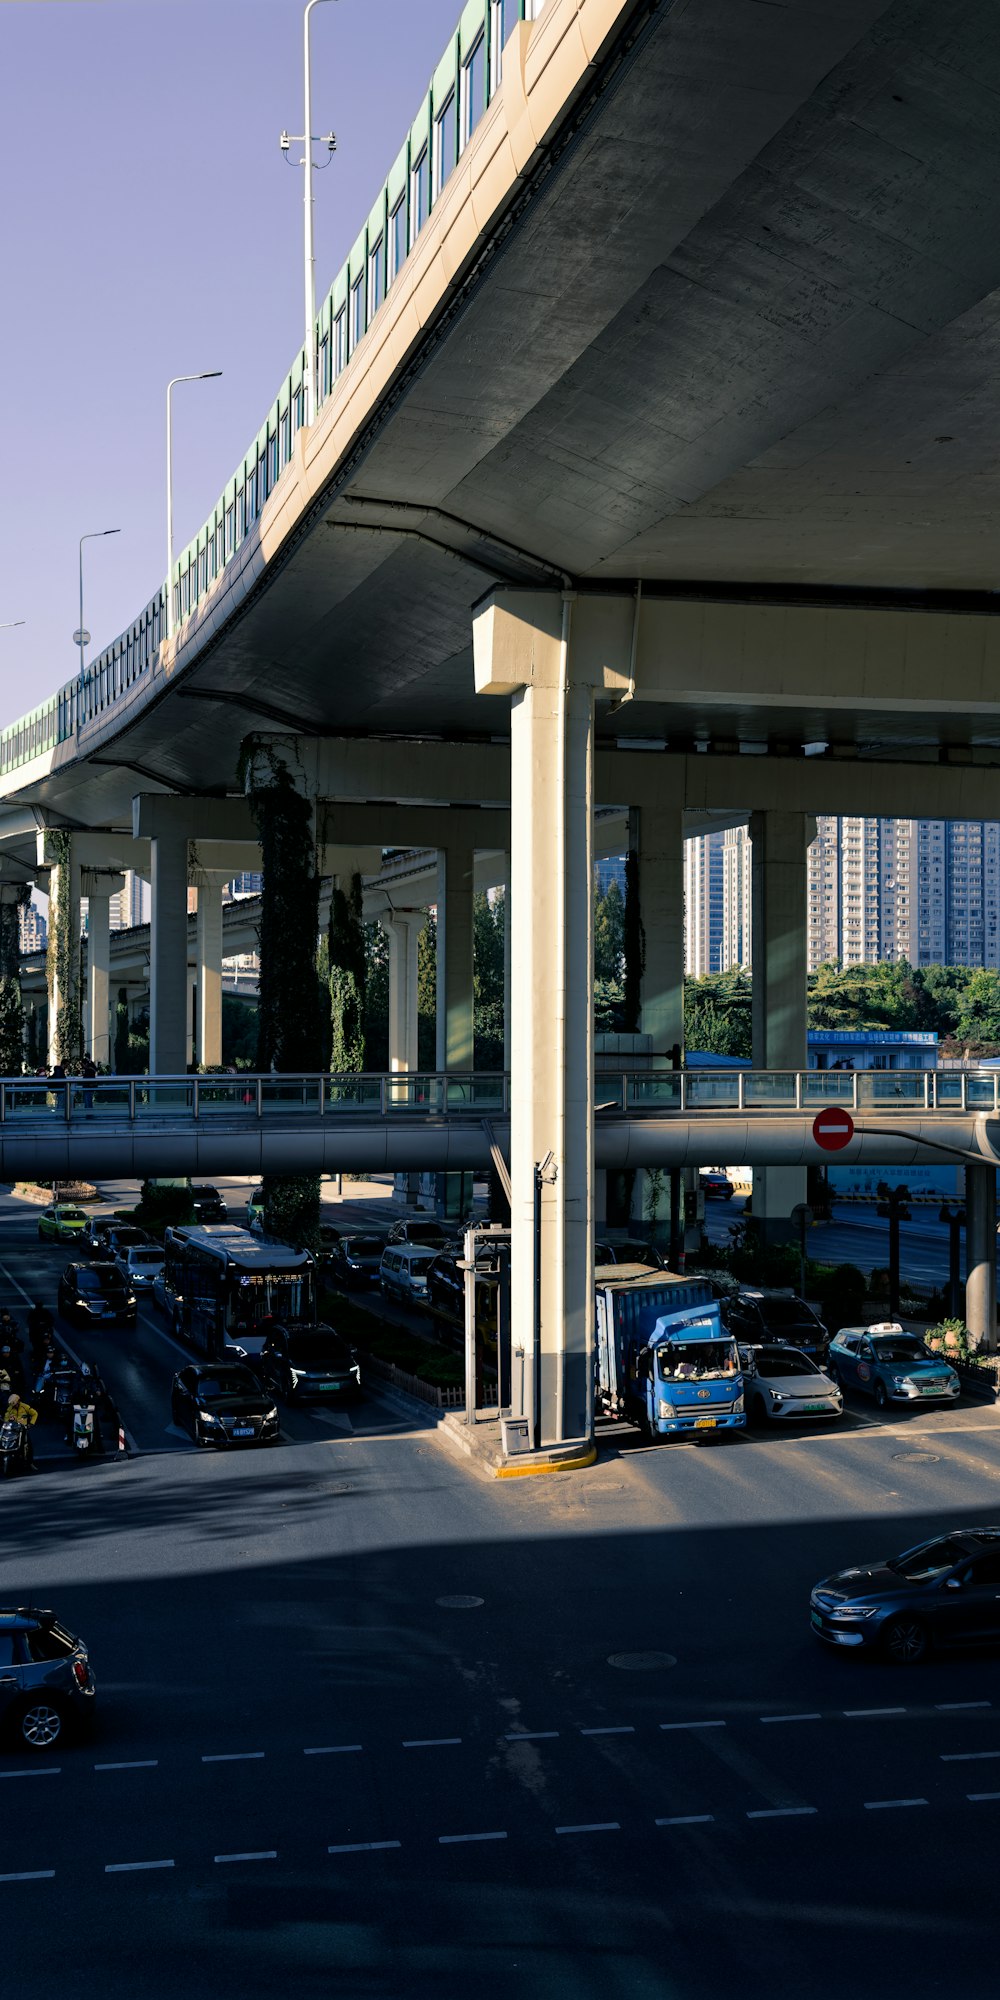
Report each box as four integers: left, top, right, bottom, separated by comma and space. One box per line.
105, 1859, 175, 1873
214, 1851, 277, 1864
760, 1714, 822, 1725
0, 1870, 55, 1882
580, 1725, 635, 1737
438, 1831, 507, 1845
660, 1721, 726, 1732
655, 1815, 715, 1827
864, 1798, 927, 1811
328, 1840, 401, 1854
555, 1822, 620, 1836
937, 1701, 992, 1711
505, 1730, 559, 1742
844, 1708, 906, 1718
746, 1806, 818, 1820
95, 1761, 158, 1772
940, 1750, 1000, 1763
304, 1744, 363, 1756
402, 1737, 461, 1748
201, 1752, 265, 1763
0, 1768, 60, 1780
968, 1791, 1000, 1802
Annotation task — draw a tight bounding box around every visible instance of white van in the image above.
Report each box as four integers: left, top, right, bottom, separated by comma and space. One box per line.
379, 1243, 435, 1304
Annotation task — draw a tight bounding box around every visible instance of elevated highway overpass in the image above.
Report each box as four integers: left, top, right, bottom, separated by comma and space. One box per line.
7, 0, 1000, 1442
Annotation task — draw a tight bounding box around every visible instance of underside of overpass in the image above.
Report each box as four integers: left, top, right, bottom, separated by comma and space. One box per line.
6, 0, 1000, 1445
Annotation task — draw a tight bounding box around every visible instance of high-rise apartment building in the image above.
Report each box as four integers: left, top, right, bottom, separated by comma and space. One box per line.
109, 870, 149, 931
18, 901, 47, 954
684, 831, 725, 976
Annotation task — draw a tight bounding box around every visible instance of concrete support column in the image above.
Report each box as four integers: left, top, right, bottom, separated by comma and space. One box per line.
474, 589, 595, 1449
632, 804, 684, 1055
502, 853, 511, 1072
45, 845, 82, 1068
965, 1165, 997, 1355
195, 877, 224, 1070
750, 810, 814, 1238
85, 892, 111, 1066
380, 912, 423, 1074
435, 846, 475, 1071
149, 833, 189, 1074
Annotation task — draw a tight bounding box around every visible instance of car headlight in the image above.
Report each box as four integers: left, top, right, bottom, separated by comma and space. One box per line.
351, 1365, 361, 1382
892, 1374, 909, 1387
290, 1368, 304, 1384
199, 1410, 220, 1426
770, 1392, 784, 1407
732, 1394, 744, 1413
829, 1604, 877, 1620
658, 1399, 671, 1419
126, 1294, 136, 1307
264, 1406, 278, 1423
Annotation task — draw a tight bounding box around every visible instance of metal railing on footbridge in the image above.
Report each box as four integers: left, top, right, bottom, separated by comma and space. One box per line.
0, 1067, 997, 1127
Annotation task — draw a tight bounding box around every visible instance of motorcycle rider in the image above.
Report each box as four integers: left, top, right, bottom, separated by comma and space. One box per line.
4, 1390, 38, 1470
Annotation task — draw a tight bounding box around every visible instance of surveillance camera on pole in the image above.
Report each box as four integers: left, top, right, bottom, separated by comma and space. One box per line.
280, 0, 338, 429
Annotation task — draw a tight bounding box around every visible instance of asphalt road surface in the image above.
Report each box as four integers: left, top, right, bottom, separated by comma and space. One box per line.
702, 1195, 991, 1291
1, 1187, 999, 1997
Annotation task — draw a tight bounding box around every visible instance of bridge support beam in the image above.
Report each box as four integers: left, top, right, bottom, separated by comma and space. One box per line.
194, 875, 226, 1071
475, 590, 595, 1451
381, 911, 423, 1077
149, 833, 190, 1075
436, 846, 475, 1221
965, 1165, 997, 1354
82, 871, 124, 1068
750, 811, 814, 1241
633, 805, 684, 1056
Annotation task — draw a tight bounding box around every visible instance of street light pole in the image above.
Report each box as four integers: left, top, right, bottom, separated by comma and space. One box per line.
165, 372, 222, 643
281, 0, 337, 431
76, 530, 120, 680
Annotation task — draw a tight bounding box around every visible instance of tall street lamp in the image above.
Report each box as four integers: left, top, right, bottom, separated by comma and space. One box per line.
76, 530, 120, 680
280, 0, 337, 430
166, 371, 222, 643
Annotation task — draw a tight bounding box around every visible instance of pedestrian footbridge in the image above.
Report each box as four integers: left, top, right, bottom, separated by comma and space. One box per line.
2, 1070, 998, 1184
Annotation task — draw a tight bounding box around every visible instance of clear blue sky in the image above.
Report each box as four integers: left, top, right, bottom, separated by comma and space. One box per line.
0, 0, 464, 725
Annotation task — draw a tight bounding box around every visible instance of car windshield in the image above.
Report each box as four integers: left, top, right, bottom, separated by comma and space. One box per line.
347, 1237, 383, 1256
757, 1299, 813, 1326
658, 1338, 738, 1381
870, 1337, 927, 1364
756, 1348, 818, 1377
114, 1230, 144, 1246
405, 1224, 446, 1245
199, 1371, 257, 1398
886, 1537, 969, 1581
79, 1270, 124, 1293
130, 1251, 163, 1267
56, 1209, 86, 1222
288, 1335, 350, 1368
408, 1254, 435, 1274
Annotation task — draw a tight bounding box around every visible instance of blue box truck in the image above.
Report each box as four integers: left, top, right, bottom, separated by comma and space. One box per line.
595, 1266, 745, 1440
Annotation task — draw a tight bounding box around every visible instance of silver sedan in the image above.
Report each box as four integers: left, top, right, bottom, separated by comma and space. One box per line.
742, 1343, 843, 1425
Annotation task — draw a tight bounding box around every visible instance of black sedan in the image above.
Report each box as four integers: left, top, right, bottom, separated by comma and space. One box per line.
190, 1186, 227, 1223
58, 1261, 137, 1327
727, 1292, 829, 1365
386, 1219, 451, 1250
329, 1233, 385, 1286
810, 1528, 1000, 1663
170, 1363, 280, 1446
260, 1323, 361, 1402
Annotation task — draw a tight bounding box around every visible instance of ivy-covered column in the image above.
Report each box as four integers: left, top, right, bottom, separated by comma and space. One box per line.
0, 883, 29, 1077
328, 873, 366, 1073
43, 831, 83, 1067
243, 740, 322, 1246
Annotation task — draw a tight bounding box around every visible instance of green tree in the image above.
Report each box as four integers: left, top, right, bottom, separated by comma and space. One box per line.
364, 922, 389, 1071
594, 880, 625, 987
221, 995, 257, 1068
684, 970, 752, 1058
0, 886, 27, 1075
418, 912, 436, 1069
328, 873, 367, 1072
474, 889, 505, 1070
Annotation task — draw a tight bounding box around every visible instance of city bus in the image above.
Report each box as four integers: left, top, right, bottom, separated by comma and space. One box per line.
154, 1224, 316, 1358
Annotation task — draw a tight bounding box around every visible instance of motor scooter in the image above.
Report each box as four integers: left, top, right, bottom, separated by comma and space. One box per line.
70, 1401, 100, 1455
0, 1418, 30, 1478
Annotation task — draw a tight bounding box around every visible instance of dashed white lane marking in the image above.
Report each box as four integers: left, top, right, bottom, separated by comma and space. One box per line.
105, 1859, 175, 1873
968, 1791, 1000, 1802
214, 1851, 277, 1864
402, 1737, 461, 1749
304, 1745, 363, 1756
746, 1806, 818, 1820
95, 1761, 158, 1772
655, 1815, 715, 1827
438, 1831, 507, 1845
844, 1708, 906, 1719
0, 1768, 60, 1780
555, 1822, 620, 1836
201, 1752, 265, 1764
760, 1714, 822, 1725
328, 1840, 401, 1855
0, 1870, 55, 1882
580, 1725, 635, 1737
937, 1701, 992, 1711
940, 1750, 1000, 1763
660, 1721, 725, 1732
505, 1730, 559, 1742
863, 1798, 927, 1811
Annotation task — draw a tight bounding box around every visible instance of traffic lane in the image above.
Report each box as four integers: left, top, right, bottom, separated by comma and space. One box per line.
0, 1789, 995, 1999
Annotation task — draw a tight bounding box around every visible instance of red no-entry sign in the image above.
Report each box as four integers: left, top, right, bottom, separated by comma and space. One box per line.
812, 1106, 855, 1152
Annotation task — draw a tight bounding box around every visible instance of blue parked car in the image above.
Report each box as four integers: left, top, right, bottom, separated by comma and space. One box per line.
826, 1323, 961, 1411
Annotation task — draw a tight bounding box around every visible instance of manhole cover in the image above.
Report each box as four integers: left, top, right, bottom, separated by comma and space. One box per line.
891, 1452, 941, 1463
607, 1651, 677, 1671
436, 1594, 484, 1609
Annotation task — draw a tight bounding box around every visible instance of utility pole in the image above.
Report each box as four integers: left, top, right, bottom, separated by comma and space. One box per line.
280, 0, 337, 429
939, 1201, 965, 1318
876, 1182, 911, 1318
